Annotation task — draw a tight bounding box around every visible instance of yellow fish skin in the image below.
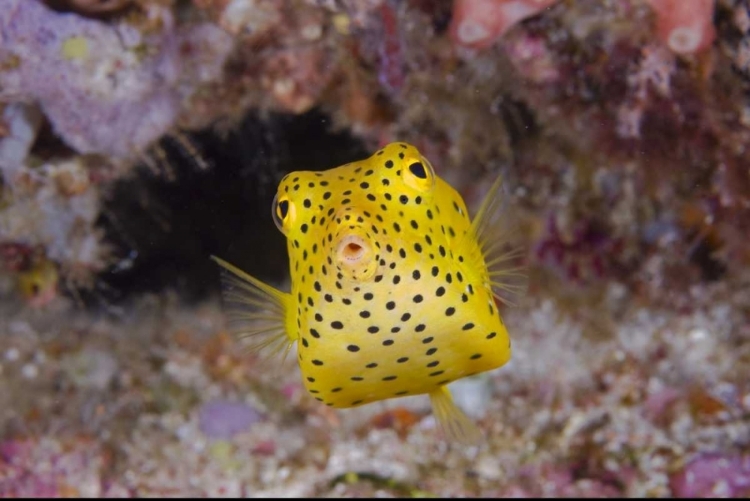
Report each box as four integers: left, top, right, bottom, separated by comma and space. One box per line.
214, 142, 526, 443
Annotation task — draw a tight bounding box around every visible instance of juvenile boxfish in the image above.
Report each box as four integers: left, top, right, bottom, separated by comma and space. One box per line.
213, 142, 526, 443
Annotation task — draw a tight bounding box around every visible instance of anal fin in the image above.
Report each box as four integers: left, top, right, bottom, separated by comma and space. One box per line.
428, 386, 483, 445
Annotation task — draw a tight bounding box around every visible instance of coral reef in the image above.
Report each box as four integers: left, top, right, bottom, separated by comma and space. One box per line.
1, 0, 749, 496
2, 0, 745, 300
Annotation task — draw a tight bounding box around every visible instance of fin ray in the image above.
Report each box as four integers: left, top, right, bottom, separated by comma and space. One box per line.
211, 256, 293, 362
469, 175, 528, 307
429, 386, 482, 445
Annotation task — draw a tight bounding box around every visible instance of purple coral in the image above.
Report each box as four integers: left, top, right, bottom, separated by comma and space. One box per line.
0, 0, 232, 160
198, 399, 263, 440
670, 453, 750, 497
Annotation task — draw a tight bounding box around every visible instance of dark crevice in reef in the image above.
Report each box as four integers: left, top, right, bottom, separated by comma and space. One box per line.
90, 108, 369, 307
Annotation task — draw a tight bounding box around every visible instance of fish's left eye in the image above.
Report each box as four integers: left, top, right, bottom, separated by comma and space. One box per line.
272, 193, 293, 234
278, 200, 289, 218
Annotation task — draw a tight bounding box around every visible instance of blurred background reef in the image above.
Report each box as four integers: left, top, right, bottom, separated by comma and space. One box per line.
0, 0, 748, 497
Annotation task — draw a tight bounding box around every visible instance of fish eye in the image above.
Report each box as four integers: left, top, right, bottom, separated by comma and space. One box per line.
272, 193, 293, 234
409, 162, 427, 179
402, 155, 435, 191
278, 200, 289, 218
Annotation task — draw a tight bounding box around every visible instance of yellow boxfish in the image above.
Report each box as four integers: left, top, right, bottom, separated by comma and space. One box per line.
213, 142, 525, 443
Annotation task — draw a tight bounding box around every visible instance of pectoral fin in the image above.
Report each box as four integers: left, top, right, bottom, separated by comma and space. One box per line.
211, 256, 293, 361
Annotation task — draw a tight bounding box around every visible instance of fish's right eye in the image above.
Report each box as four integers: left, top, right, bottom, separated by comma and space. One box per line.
409, 162, 427, 179
272, 194, 293, 234
402, 155, 436, 191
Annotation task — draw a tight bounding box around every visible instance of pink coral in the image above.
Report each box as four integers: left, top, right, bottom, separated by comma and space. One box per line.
646, 0, 716, 55
449, 0, 560, 50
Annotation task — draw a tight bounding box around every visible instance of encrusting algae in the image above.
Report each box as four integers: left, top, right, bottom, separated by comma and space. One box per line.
213, 142, 526, 443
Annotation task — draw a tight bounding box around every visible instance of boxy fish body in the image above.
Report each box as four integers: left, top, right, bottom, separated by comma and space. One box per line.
214, 142, 525, 443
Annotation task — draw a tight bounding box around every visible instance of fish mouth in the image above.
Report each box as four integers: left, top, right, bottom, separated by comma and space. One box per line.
333, 229, 378, 282
338, 235, 368, 263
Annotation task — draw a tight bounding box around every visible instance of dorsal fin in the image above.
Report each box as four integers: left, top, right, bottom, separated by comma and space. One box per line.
470, 175, 528, 307
211, 256, 294, 364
